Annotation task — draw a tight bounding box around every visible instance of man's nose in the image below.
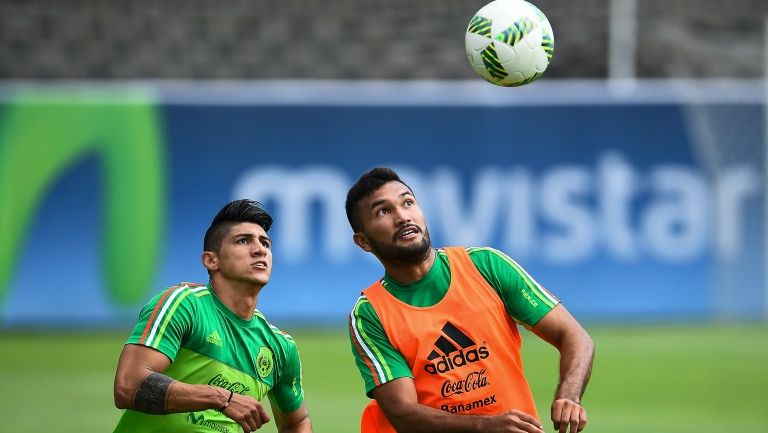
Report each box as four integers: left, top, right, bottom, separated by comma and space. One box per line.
393, 208, 411, 225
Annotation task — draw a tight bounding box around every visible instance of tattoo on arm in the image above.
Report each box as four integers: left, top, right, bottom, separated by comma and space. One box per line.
133, 372, 175, 414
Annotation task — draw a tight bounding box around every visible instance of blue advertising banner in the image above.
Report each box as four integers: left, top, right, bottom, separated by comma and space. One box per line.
0, 80, 765, 327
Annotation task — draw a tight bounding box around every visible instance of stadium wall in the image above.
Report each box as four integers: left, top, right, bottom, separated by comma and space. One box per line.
0, 80, 764, 327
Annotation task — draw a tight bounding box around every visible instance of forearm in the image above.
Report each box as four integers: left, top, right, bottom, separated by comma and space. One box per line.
166, 380, 231, 413
386, 403, 486, 433
373, 378, 541, 433
277, 416, 313, 433
117, 371, 229, 414
554, 328, 595, 401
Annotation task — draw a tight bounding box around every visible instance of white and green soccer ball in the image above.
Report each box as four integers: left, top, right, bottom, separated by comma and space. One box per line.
465, 0, 554, 87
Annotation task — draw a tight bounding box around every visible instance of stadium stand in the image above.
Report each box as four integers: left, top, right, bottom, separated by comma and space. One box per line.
0, 0, 764, 79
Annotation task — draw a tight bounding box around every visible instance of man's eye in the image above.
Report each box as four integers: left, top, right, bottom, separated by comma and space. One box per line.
237, 238, 248, 244
261, 241, 271, 248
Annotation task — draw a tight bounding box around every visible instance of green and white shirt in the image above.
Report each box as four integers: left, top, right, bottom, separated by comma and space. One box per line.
349, 247, 559, 396
113, 283, 304, 433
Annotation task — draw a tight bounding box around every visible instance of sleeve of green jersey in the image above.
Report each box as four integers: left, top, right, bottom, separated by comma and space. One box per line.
468, 247, 560, 328
124, 286, 195, 362
348, 295, 413, 397
267, 336, 305, 413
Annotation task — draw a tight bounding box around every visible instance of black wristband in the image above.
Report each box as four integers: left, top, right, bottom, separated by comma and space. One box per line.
218, 390, 234, 412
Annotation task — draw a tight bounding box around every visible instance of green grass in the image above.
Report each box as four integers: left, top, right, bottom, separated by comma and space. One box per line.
1, 325, 766, 433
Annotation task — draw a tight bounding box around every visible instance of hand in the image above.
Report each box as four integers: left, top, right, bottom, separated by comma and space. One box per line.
551, 398, 586, 433
221, 392, 271, 432
481, 410, 545, 433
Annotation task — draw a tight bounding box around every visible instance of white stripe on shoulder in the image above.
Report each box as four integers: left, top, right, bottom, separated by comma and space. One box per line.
145, 284, 207, 346
353, 294, 368, 307
349, 295, 386, 382
481, 247, 559, 305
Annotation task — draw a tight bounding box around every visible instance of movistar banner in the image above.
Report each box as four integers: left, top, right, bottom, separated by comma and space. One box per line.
0, 81, 764, 327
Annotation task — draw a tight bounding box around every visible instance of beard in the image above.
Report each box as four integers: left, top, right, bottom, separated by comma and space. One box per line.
367, 226, 433, 264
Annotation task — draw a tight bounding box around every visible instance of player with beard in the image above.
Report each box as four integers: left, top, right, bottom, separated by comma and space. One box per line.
345, 168, 594, 433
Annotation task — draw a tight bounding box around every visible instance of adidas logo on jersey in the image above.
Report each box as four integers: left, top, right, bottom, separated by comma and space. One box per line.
206, 330, 222, 347
424, 322, 489, 375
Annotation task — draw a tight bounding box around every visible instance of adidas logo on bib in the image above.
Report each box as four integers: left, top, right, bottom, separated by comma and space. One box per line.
424, 322, 489, 375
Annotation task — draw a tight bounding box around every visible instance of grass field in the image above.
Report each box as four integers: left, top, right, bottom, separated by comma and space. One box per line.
1, 325, 766, 433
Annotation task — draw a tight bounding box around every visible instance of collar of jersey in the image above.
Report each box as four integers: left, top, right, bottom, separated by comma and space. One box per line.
381, 249, 452, 307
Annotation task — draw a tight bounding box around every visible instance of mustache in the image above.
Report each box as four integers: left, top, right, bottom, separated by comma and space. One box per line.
393, 224, 421, 241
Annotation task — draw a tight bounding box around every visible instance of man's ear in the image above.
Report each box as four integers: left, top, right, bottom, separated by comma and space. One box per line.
353, 233, 373, 253
202, 251, 219, 272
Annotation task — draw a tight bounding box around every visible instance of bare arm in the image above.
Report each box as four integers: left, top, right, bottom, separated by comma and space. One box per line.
373, 377, 543, 433
113, 343, 229, 413
114, 343, 271, 431
531, 304, 595, 433
273, 403, 312, 433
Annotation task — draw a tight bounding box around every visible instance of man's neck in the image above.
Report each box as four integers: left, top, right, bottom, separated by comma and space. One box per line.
209, 279, 263, 320
381, 248, 436, 285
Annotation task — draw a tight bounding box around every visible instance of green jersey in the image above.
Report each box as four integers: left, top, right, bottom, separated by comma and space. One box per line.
349, 247, 559, 396
113, 283, 304, 433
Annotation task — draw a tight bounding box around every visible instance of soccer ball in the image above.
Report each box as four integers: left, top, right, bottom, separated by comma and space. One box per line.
465, 0, 554, 87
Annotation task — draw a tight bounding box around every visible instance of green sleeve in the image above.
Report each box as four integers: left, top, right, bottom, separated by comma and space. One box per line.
348, 295, 413, 397
468, 247, 560, 328
268, 336, 305, 413
125, 285, 196, 361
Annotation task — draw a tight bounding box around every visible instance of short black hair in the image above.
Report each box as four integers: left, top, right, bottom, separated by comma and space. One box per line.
345, 167, 412, 232
203, 199, 273, 252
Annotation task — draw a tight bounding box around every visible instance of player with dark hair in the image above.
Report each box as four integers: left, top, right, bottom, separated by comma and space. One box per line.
346, 168, 594, 433
113, 199, 312, 433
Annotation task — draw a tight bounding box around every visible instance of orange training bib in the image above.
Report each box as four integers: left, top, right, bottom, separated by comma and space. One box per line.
360, 247, 539, 432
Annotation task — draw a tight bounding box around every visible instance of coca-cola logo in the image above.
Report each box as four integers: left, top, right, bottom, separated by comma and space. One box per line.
208, 374, 251, 394
440, 369, 490, 397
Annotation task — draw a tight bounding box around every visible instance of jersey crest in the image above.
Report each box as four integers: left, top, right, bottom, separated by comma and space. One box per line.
256, 346, 274, 378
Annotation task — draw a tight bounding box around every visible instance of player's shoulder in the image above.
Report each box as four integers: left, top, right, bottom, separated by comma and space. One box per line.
251, 311, 301, 375
464, 246, 526, 273
349, 294, 378, 317
464, 246, 517, 266
144, 282, 210, 308
465, 246, 508, 258
438, 245, 508, 260
253, 310, 297, 348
